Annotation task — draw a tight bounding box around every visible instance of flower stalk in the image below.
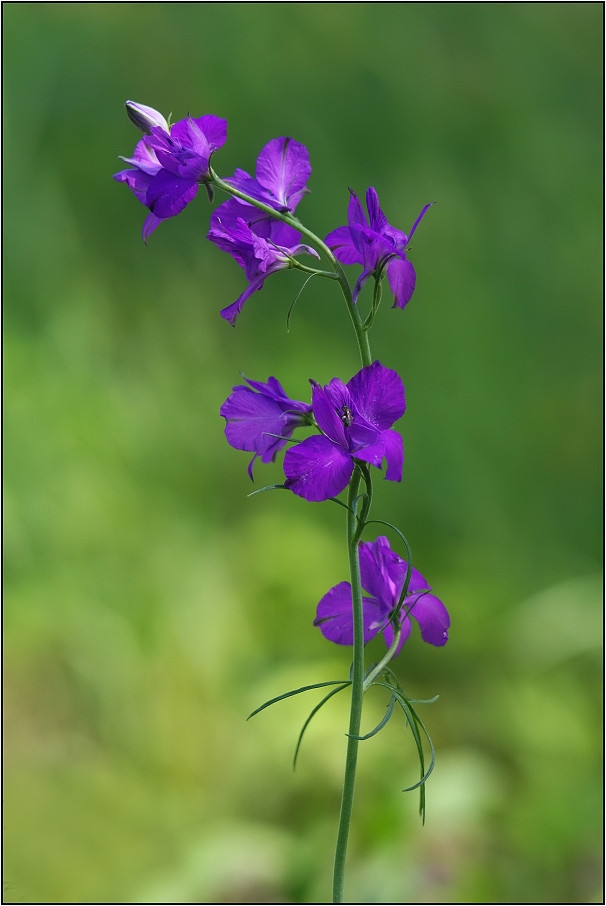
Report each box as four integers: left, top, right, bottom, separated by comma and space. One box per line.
114, 102, 447, 905
332, 469, 366, 904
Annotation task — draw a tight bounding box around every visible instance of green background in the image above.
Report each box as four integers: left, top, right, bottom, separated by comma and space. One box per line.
4, 3, 602, 903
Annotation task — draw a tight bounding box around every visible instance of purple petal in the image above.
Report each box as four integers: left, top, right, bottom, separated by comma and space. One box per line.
194, 114, 228, 153
347, 362, 405, 431
242, 376, 309, 410
359, 538, 395, 605
284, 435, 353, 502
311, 381, 347, 447
387, 257, 416, 309
407, 202, 434, 244
113, 167, 154, 204
269, 220, 302, 247
407, 592, 450, 646
220, 273, 268, 326
352, 267, 373, 304
347, 190, 367, 229
359, 536, 429, 607
119, 138, 161, 176
314, 582, 386, 645
382, 615, 412, 655
220, 387, 292, 455
142, 212, 162, 243
352, 438, 384, 469
325, 226, 362, 265
365, 187, 388, 233
146, 170, 198, 219
381, 429, 404, 482
226, 168, 276, 207
255, 137, 311, 210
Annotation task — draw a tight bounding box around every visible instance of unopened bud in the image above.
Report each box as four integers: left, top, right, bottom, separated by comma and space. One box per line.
125, 101, 169, 135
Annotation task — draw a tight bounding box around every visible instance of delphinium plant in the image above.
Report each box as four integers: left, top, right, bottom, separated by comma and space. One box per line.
115, 101, 450, 903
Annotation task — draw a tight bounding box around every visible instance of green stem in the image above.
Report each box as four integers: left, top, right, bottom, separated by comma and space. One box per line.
363, 626, 402, 692
209, 169, 372, 369
332, 470, 365, 903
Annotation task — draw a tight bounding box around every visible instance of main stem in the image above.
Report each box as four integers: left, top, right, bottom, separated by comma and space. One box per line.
332, 471, 366, 903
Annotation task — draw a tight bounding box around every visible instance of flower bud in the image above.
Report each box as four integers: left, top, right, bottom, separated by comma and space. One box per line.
125, 101, 169, 135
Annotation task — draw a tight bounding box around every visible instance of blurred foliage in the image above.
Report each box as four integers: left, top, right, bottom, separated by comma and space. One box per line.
3, 3, 602, 903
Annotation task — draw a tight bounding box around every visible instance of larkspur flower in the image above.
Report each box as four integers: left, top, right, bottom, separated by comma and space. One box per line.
325, 187, 433, 308
220, 376, 312, 479
225, 136, 312, 215
208, 215, 319, 325
283, 361, 405, 502
314, 535, 449, 653
114, 101, 227, 241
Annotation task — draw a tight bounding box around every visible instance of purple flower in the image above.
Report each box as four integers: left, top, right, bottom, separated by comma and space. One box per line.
220, 376, 312, 479
114, 101, 227, 241
208, 215, 319, 326
283, 361, 405, 502
325, 188, 433, 308
314, 536, 450, 653
225, 136, 311, 215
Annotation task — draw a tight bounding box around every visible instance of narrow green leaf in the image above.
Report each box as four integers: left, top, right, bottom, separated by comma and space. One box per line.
287, 272, 318, 331
372, 681, 437, 823
347, 694, 396, 740
247, 484, 287, 497
247, 680, 349, 719
328, 496, 353, 513
293, 682, 350, 769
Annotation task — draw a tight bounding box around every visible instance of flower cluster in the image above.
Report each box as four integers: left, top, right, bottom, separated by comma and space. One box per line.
114, 101, 448, 662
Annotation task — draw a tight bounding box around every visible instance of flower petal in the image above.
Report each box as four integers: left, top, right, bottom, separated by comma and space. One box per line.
220, 387, 291, 455
255, 137, 311, 210
194, 114, 228, 153
359, 538, 395, 605
113, 167, 154, 204
311, 381, 347, 447
347, 362, 405, 431
353, 438, 384, 469
146, 170, 198, 219
347, 189, 367, 229
352, 267, 373, 304
220, 273, 268, 326
142, 212, 162, 243
407, 202, 434, 244
119, 138, 161, 176
407, 592, 450, 646
284, 435, 353, 502
365, 187, 388, 233
381, 429, 404, 481
324, 226, 362, 265
387, 256, 416, 309
314, 582, 386, 645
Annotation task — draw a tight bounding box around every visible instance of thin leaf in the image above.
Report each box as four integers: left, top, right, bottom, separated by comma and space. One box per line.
247, 484, 287, 497
347, 694, 396, 740
247, 680, 349, 719
262, 433, 299, 443
293, 682, 350, 769
372, 681, 437, 823
287, 273, 318, 331
328, 496, 353, 513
